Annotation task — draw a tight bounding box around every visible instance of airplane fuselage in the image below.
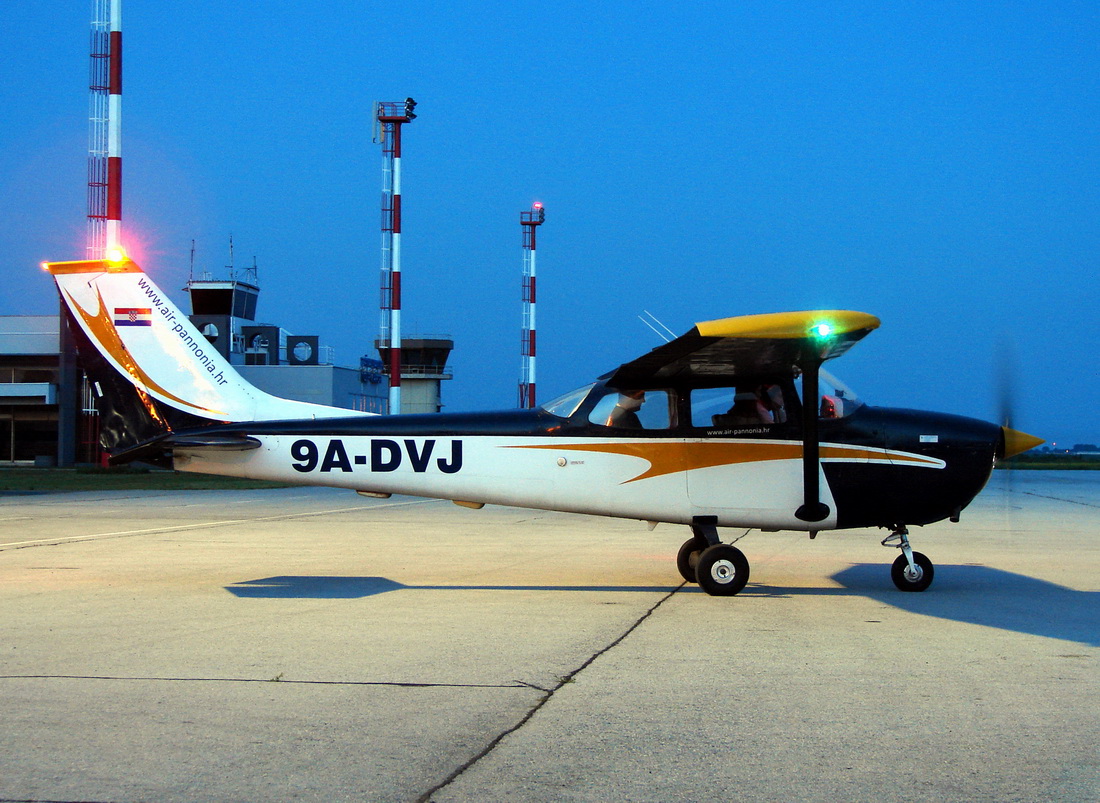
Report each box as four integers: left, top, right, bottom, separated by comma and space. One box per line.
173, 403, 1001, 533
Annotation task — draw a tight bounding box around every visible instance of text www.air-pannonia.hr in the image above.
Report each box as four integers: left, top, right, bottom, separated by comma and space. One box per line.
136, 277, 229, 386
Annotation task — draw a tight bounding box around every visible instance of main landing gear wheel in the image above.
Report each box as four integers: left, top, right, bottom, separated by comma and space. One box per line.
891, 551, 934, 592
695, 544, 750, 596
676, 536, 708, 583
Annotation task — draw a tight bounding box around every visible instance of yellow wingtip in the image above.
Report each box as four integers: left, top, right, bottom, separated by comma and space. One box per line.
696, 310, 881, 339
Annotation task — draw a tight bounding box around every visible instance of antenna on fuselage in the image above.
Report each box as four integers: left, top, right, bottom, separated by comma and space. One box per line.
638, 310, 676, 343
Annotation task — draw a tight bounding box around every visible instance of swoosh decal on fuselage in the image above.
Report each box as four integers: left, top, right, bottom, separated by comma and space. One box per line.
507, 441, 944, 484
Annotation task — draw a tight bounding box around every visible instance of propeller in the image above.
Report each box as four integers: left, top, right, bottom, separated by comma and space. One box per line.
995, 337, 1044, 459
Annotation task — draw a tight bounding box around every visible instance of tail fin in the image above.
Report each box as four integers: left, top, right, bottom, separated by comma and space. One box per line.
44, 257, 368, 455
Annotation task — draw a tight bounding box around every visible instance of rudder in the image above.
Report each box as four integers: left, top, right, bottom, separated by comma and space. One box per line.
44, 256, 367, 457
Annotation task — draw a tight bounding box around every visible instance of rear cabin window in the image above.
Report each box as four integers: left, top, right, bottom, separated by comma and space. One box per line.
690, 384, 791, 431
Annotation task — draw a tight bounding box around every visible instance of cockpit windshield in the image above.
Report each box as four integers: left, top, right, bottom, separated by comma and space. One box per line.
799, 368, 864, 419
540, 383, 594, 419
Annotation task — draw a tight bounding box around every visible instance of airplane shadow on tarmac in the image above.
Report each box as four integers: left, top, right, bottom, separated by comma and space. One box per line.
225, 576, 681, 599
829, 564, 1099, 648
225, 566, 1098, 648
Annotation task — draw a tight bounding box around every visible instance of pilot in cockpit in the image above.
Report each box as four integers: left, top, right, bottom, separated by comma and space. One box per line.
606, 390, 646, 428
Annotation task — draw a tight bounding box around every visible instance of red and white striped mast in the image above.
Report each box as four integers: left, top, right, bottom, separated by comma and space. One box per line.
374, 98, 416, 414
519, 202, 545, 408
88, 0, 123, 259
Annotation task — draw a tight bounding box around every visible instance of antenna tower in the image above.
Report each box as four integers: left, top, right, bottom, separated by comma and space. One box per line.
374, 98, 417, 414
519, 202, 545, 408
87, 0, 122, 259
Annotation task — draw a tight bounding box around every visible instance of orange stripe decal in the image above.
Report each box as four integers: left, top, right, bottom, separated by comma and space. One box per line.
45, 258, 142, 275
507, 441, 943, 484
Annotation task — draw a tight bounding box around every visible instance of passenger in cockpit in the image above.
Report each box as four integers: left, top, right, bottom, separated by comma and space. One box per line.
761, 384, 787, 423
714, 384, 790, 428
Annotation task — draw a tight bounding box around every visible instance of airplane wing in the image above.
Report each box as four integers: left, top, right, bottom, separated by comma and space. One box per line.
608, 309, 880, 525
609, 310, 881, 386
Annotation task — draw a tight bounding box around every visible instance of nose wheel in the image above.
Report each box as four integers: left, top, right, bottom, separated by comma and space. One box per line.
883, 526, 935, 592
891, 551, 934, 591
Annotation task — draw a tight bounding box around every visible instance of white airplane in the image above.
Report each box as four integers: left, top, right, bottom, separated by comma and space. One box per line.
43, 254, 1043, 596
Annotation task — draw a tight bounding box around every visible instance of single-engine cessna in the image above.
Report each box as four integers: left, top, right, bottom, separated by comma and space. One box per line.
43, 255, 1043, 596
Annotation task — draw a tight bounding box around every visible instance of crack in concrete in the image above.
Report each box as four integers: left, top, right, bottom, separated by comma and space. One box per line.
0, 798, 126, 803
0, 674, 526, 691
1021, 490, 1100, 508
418, 583, 686, 802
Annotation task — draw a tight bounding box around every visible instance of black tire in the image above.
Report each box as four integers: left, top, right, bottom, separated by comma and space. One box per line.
891, 551, 934, 592
695, 544, 750, 596
676, 537, 708, 583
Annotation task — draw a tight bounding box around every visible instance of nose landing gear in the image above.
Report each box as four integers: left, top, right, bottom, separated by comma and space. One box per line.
882, 526, 935, 592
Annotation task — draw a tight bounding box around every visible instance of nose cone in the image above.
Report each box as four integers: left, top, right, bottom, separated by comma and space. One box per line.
1000, 427, 1045, 459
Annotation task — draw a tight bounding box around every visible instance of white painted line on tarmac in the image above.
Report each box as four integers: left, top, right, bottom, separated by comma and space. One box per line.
0, 498, 436, 550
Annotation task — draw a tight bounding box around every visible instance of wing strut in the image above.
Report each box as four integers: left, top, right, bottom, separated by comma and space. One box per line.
795, 358, 830, 523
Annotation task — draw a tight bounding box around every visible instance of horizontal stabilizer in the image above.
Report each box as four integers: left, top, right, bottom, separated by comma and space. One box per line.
108, 432, 262, 466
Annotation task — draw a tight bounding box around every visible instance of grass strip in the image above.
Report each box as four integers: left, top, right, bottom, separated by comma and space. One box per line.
0, 467, 288, 492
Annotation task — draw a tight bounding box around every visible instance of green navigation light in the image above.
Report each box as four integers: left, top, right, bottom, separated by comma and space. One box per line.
811, 323, 834, 338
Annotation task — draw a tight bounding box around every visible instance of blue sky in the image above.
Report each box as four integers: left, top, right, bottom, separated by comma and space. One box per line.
3, 2, 1097, 445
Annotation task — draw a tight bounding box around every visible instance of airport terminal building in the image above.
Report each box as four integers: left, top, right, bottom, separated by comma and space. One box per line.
0, 314, 73, 464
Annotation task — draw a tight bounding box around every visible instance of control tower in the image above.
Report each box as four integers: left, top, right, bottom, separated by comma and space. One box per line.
184, 245, 260, 362
376, 337, 453, 414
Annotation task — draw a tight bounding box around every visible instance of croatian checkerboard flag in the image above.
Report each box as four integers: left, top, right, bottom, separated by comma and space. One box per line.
113, 307, 153, 327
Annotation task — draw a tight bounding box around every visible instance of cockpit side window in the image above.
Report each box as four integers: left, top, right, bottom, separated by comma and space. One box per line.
588, 389, 673, 430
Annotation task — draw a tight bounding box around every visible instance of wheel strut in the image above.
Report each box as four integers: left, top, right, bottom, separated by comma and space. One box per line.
881, 525, 918, 575
882, 525, 935, 592
691, 516, 721, 547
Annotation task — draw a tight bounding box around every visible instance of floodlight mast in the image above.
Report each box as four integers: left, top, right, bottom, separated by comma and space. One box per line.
519, 202, 545, 408
374, 98, 416, 414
